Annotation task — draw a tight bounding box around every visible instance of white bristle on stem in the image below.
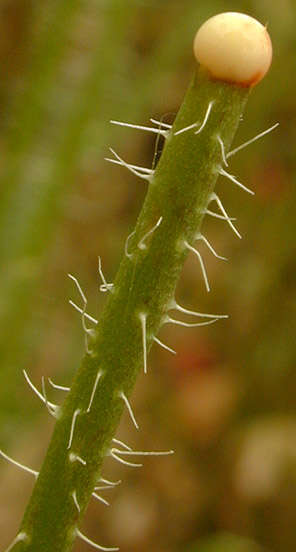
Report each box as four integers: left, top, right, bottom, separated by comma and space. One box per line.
169, 299, 227, 319
0, 449, 38, 478
217, 134, 228, 166
227, 123, 279, 158
92, 492, 110, 506
196, 233, 227, 261
67, 409, 81, 450
219, 167, 254, 195
23, 370, 58, 415
150, 118, 172, 129
119, 391, 139, 430
153, 336, 176, 355
72, 490, 81, 513
87, 370, 103, 413
112, 448, 174, 457
110, 119, 169, 138
183, 240, 210, 292
69, 452, 86, 466
105, 157, 153, 174
98, 256, 114, 293
69, 300, 98, 325
112, 438, 132, 451
99, 477, 121, 487
48, 378, 70, 392
4, 532, 29, 552
125, 229, 136, 259
164, 315, 218, 328
110, 449, 142, 468
107, 148, 152, 182
76, 529, 119, 551
204, 209, 236, 222
195, 100, 214, 134
138, 217, 163, 250
208, 193, 241, 239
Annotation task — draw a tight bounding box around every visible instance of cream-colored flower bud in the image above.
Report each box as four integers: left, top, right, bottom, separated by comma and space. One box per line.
193, 12, 272, 86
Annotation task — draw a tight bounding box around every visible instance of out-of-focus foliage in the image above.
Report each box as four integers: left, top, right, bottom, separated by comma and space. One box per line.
188, 533, 262, 552
0, 1, 295, 551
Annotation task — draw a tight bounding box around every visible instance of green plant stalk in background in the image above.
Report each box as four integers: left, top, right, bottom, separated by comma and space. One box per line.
9, 66, 250, 551
0, 1, 136, 428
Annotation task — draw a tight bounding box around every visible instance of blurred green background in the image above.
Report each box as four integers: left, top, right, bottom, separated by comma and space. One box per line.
0, 1, 295, 551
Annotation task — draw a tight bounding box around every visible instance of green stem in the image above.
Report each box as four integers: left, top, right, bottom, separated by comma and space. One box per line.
11, 67, 249, 551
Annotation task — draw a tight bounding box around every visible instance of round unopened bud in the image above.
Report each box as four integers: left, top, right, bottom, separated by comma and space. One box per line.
193, 12, 272, 86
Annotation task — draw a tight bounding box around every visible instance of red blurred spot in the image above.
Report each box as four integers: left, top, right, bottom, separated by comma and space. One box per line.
171, 337, 218, 383
252, 162, 289, 202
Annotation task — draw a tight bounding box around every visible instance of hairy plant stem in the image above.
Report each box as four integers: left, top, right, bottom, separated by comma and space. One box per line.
13, 67, 249, 551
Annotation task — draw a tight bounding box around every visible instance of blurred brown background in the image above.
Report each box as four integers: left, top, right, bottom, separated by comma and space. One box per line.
0, 1, 295, 551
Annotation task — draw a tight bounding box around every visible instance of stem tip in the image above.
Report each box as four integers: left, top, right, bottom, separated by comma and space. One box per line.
193, 12, 272, 86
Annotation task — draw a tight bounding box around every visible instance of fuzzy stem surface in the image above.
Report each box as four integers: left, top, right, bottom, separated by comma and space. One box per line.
12, 67, 249, 551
